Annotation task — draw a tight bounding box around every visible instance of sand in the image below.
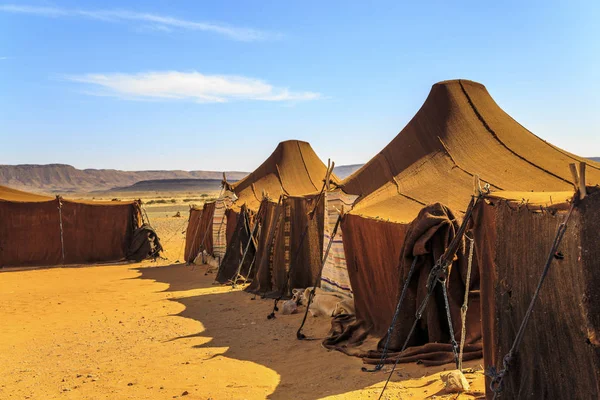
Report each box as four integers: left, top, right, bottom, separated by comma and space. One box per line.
0, 213, 485, 400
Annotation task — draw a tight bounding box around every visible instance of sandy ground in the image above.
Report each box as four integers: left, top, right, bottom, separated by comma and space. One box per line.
0, 211, 486, 400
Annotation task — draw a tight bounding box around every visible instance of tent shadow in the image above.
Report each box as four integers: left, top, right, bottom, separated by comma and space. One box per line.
134, 263, 426, 399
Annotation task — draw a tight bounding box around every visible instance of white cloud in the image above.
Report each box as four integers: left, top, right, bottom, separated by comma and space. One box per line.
0, 4, 279, 41
65, 71, 321, 103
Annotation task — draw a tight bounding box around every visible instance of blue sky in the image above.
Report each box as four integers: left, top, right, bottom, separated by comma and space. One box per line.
1, 1, 599, 171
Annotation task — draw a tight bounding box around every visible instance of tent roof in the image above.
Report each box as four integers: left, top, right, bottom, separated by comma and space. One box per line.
230, 140, 339, 210
0, 185, 54, 202
0, 184, 137, 205
342, 79, 600, 223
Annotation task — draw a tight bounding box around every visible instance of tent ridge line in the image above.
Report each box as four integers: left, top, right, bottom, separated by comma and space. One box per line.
458, 79, 574, 186
437, 136, 504, 191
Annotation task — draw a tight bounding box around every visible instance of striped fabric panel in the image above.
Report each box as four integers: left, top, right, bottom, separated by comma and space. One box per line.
212, 191, 234, 262
320, 190, 359, 295
283, 202, 291, 278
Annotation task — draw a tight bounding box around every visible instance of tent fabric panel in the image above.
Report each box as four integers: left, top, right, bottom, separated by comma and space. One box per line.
60, 200, 138, 264
245, 200, 280, 294
225, 208, 238, 249
476, 191, 600, 399
212, 192, 234, 261
216, 206, 255, 283
0, 198, 62, 266
320, 190, 358, 294
264, 195, 324, 299
184, 208, 202, 263
338, 214, 408, 336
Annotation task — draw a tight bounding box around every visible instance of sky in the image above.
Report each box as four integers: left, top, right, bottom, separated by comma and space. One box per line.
1, 1, 599, 171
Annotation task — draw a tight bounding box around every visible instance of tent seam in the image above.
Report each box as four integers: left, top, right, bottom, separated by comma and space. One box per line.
458, 79, 574, 186
437, 136, 504, 191
296, 141, 320, 191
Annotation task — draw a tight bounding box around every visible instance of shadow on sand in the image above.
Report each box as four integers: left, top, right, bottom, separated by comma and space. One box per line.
135, 263, 473, 399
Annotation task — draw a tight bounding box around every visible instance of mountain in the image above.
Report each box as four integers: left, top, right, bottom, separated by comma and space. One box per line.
0, 164, 248, 193
589, 157, 600, 163
333, 164, 364, 179
108, 178, 232, 193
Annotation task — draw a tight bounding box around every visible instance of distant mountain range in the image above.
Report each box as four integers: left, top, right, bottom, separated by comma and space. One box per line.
0, 164, 248, 193
0, 163, 363, 193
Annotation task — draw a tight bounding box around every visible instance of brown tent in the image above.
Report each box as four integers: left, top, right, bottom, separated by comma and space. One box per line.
325, 79, 600, 365
212, 140, 337, 291
474, 187, 600, 399
0, 185, 156, 267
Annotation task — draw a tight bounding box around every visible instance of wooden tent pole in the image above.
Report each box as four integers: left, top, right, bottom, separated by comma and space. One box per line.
569, 163, 579, 192
579, 162, 587, 200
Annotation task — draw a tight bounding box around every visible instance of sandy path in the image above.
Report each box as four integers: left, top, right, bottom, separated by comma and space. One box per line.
0, 258, 485, 400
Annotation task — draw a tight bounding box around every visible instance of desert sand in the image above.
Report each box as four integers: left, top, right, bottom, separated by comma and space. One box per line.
0, 212, 485, 400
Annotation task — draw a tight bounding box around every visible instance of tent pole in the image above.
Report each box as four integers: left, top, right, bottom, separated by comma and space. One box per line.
57, 196, 65, 265
231, 209, 262, 287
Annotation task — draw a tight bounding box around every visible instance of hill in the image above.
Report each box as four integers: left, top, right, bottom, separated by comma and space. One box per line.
0, 164, 248, 193
108, 178, 233, 193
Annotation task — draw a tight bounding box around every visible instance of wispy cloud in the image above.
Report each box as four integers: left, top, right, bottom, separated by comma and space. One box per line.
0, 4, 279, 41
0, 56, 9, 60
65, 71, 321, 103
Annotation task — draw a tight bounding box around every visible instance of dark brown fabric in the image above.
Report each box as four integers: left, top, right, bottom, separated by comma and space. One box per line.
183, 202, 215, 262
476, 189, 600, 399
216, 205, 256, 283
262, 195, 324, 299
225, 208, 238, 247
245, 200, 282, 294
126, 224, 162, 262
0, 198, 62, 266
184, 208, 202, 263
325, 204, 482, 366
60, 200, 139, 264
328, 215, 408, 340
0, 192, 142, 267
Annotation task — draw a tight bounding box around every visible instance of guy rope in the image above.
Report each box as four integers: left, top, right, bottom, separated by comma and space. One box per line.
377, 177, 488, 400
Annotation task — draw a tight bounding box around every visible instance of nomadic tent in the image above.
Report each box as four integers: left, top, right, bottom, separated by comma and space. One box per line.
324, 79, 600, 366
213, 140, 340, 293
0, 185, 160, 267
474, 185, 600, 399
184, 139, 337, 271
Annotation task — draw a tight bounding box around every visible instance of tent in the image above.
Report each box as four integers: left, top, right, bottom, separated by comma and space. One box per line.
184, 139, 335, 268
324, 79, 600, 366
0, 185, 160, 267
473, 185, 600, 399
188, 139, 339, 296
